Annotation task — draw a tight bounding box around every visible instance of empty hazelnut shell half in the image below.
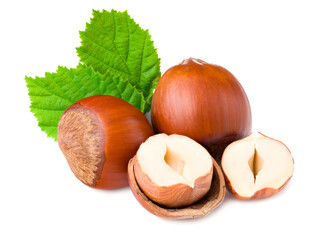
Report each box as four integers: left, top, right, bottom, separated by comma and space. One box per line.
128, 157, 226, 219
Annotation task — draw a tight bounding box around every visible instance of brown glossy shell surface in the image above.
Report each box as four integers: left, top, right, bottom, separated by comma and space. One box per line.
58, 95, 154, 189
128, 157, 226, 219
151, 58, 252, 160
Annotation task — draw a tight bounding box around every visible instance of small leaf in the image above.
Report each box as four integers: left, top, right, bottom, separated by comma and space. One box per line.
25, 64, 145, 140
76, 9, 161, 112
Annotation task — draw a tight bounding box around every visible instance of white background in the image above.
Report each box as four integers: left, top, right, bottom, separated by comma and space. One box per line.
1, 0, 318, 239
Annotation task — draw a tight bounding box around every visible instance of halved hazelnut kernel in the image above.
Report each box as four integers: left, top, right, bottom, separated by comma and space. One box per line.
128, 153, 226, 219
128, 134, 226, 218
134, 134, 213, 208
221, 132, 294, 199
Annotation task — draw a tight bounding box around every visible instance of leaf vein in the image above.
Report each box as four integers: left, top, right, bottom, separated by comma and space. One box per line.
78, 48, 132, 79
28, 81, 74, 104
95, 11, 141, 88
31, 106, 66, 111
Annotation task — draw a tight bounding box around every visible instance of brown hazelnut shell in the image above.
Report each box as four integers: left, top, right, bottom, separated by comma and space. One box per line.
151, 58, 252, 161
57, 95, 154, 189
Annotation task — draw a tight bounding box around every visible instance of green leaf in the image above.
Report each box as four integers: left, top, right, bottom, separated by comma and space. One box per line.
76, 9, 161, 112
25, 64, 145, 140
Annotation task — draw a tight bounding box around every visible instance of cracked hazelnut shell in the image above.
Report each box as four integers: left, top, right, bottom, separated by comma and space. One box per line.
128, 135, 226, 219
